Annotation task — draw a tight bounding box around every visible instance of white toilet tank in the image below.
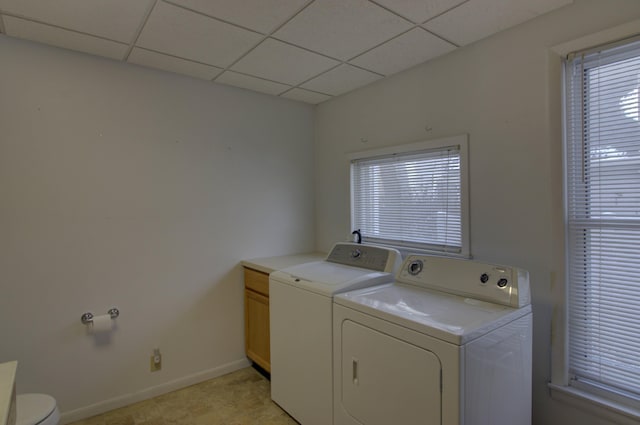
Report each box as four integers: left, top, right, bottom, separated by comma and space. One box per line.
16, 394, 59, 425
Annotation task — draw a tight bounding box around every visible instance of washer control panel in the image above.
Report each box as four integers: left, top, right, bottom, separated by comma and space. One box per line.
326, 243, 401, 273
478, 269, 510, 289
397, 255, 530, 308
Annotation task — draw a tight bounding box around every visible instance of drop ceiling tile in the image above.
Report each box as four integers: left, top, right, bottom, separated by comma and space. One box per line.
0, 0, 153, 43
128, 47, 223, 80
351, 27, 456, 76
423, 0, 573, 46
231, 38, 339, 86
301, 64, 381, 96
3, 16, 128, 60
136, 1, 263, 68
168, 0, 310, 34
281, 88, 332, 104
216, 71, 291, 95
273, 0, 413, 61
373, 0, 468, 23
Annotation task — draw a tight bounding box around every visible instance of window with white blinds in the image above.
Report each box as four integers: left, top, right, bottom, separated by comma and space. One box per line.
565, 37, 640, 405
350, 135, 469, 256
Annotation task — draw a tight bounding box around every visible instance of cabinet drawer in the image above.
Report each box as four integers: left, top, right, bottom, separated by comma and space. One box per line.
244, 267, 269, 296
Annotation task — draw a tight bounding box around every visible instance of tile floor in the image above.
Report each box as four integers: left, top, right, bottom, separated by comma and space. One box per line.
68, 367, 297, 425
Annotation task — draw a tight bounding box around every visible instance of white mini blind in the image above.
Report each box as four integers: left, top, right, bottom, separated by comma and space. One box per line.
351, 143, 463, 254
565, 37, 640, 403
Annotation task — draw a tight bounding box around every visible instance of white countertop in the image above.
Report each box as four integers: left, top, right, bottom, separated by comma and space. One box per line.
241, 252, 326, 274
0, 361, 17, 425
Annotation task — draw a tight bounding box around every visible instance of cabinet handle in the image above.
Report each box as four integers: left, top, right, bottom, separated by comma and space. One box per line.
352, 357, 359, 386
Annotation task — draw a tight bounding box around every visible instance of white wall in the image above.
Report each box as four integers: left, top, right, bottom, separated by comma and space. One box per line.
314, 1, 640, 424
0, 35, 315, 421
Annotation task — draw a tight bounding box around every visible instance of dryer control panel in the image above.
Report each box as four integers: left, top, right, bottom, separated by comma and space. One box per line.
326, 243, 401, 273
398, 255, 530, 308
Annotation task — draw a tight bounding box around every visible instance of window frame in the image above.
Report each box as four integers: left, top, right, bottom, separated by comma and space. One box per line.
550, 29, 640, 424
347, 134, 470, 258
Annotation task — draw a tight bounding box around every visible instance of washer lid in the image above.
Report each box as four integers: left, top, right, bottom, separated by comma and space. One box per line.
17, 394, 56, 425
270, 261, 393, 296
335, 283, 531, 345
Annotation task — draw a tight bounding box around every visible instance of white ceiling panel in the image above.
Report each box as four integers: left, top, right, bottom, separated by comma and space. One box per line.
351, 27, 456, 76
373, 0, 468, 24
231, 38, 339, 86
0, 0, 576, 103
216, 71, 291, 95
281, 88, 332, 104
136, 1, 263, 67
0, 0, 154, 43
274, 0, 412, 60
3, 16, 128, 60
128, 47, 223, 80
168, 0, 310, 34
301, 64, 381, 96
423, 0, 573, 46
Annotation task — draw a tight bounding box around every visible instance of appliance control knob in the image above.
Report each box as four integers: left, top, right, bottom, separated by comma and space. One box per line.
408, 260, 423, 275
497, 278, 509, 288
480, 273, 489, 284
351, 249, 362, 258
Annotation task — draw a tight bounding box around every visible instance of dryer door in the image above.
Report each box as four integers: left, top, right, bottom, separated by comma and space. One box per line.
340, 320, 442, 425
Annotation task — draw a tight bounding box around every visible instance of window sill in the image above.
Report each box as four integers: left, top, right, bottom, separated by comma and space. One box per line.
366, 240, 471, 260
548, 383, 640, 425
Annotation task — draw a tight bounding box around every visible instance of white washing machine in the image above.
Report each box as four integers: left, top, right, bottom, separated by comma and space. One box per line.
333, 254, 532, 425
269, 242, 401, 425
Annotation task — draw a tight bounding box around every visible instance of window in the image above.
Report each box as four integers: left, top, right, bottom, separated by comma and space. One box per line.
564, 37, 640, 409
349, 134, 469, 256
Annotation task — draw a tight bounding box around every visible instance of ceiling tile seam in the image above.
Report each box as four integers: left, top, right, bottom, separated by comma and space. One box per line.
262, 32, 400, 96
210, 0, 317, 84
343, 25, 420, 68
276, 62, 342, 96
0, 14, 6, 34
143, 0, 293, 80
128, 46, 224, 70
421, 27, 460, 49
217, 35, 370, 93
0, 12, 129, 47
122, 0, 159, 62
264, 0, 316, 35
161, 0, 267, 36
209, 36, 269, 82
415, 0, 471, 48
264, 35, 346, 63
265, 20, 438, 66
277, 85, 332, 98
343, 61, 385, 77
272, 10, 465, 100
366, 0, 423, 25
217, 68, 295, 90
421, 0, 472, 24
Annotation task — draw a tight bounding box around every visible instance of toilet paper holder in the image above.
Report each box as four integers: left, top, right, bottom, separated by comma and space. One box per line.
81, 308, 120, 324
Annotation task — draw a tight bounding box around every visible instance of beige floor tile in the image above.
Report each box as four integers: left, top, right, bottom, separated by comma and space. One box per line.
68, 367, 297, 425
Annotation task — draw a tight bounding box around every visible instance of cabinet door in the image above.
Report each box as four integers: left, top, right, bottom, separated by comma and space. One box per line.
340, 320, 441, 425
245, 289, 270, 372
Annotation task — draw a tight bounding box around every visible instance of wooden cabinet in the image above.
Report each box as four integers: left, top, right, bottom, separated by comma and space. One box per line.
244, 267, 271, 372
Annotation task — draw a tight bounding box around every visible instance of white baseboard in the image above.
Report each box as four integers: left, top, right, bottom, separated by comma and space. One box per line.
60, 358, 251, 424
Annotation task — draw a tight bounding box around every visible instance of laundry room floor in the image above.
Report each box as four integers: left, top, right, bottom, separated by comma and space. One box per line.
68, 367, 297, 425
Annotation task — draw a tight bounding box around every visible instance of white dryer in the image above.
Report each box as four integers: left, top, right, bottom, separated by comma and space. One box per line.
333, 254, 532, 425
269, 242, 401, 425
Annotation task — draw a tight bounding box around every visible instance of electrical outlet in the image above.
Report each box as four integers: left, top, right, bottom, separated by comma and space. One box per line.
150, 348, 161, 372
